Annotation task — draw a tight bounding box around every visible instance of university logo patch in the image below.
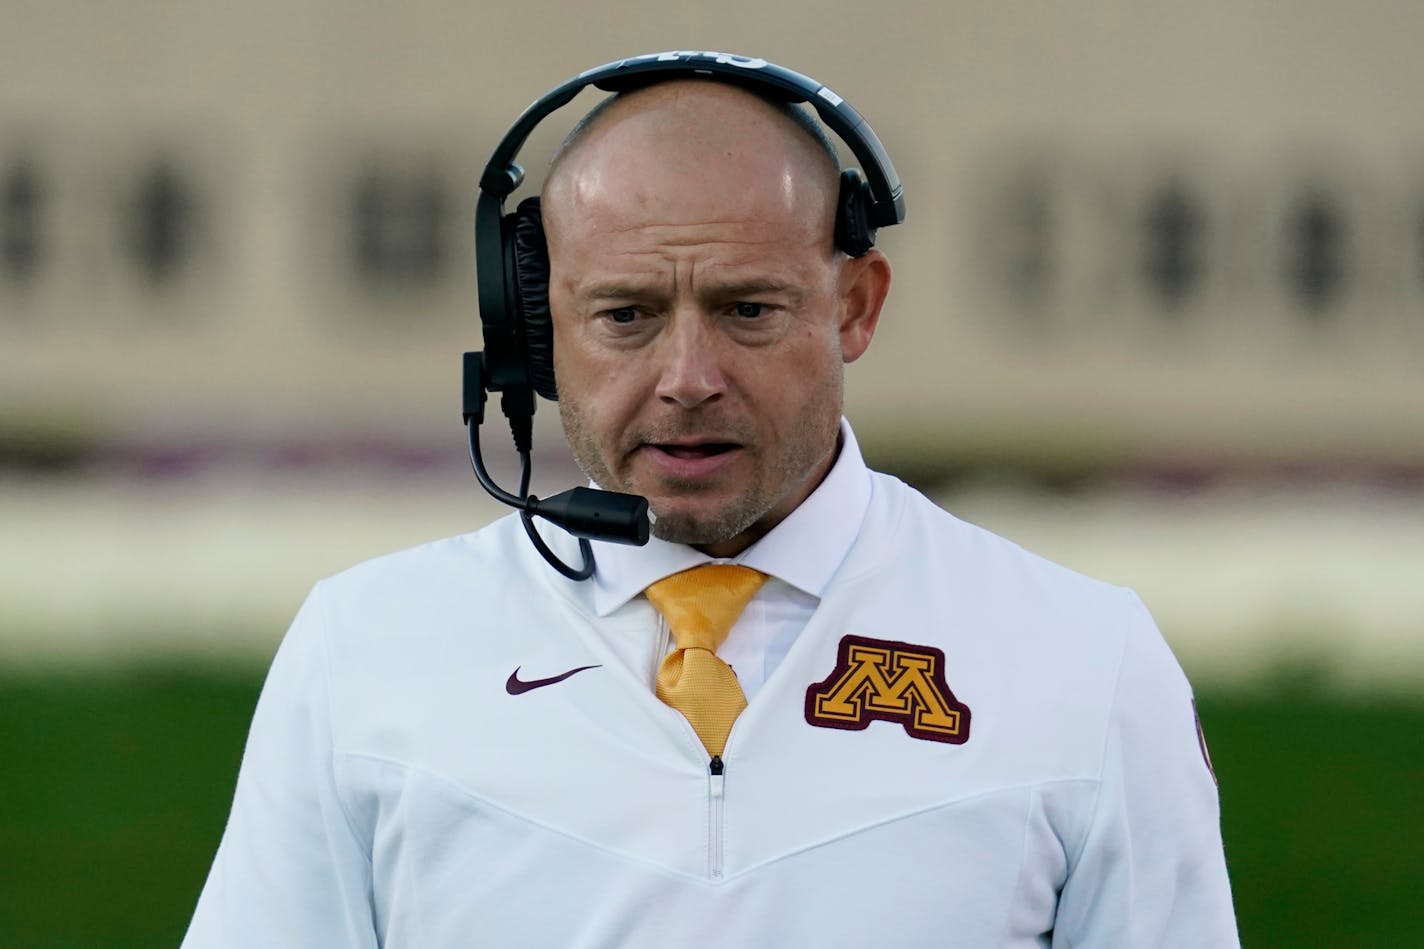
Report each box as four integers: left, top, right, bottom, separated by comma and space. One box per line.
805, 635, 971, 744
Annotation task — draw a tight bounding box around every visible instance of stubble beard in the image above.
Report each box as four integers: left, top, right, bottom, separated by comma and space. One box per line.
558, 392, 841, 549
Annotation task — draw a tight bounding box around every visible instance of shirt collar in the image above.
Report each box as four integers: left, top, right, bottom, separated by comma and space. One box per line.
587, 419, 872, 617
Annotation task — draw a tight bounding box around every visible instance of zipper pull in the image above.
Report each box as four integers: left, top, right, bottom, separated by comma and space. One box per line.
707, 754, 727, 879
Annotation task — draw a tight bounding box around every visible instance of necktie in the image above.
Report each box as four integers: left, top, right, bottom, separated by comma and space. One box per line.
646, 564, 768, 757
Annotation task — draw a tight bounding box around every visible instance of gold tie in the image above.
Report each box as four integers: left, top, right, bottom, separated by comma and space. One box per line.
646, 564, 768, 758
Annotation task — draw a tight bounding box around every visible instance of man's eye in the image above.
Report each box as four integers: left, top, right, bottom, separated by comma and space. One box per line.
606, 307, 638, 324
733, 302, 766, 319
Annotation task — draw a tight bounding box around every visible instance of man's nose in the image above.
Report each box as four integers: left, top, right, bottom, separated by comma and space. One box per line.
654, 314, 727, 408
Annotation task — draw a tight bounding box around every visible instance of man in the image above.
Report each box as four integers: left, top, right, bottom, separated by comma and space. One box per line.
185, 69, 1238, 947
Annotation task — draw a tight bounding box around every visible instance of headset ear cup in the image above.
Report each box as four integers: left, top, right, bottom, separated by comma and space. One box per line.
834, 169, 876, 258
510, 196, 559, 401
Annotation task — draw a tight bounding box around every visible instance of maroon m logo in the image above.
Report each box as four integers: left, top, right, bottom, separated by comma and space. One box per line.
805, 635, 971, 744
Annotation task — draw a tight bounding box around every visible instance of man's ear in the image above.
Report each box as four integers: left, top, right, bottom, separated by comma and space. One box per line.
838, 249, 892, 363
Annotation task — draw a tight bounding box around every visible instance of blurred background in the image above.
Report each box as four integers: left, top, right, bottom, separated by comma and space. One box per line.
1, 1, 1420, 945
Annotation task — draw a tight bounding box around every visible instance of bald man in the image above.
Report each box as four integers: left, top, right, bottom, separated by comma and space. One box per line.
184, 71, 1237, 948
543, 80, 889, 556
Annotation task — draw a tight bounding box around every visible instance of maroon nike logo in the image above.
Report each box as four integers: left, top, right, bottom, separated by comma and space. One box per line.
505, 664, 602, 695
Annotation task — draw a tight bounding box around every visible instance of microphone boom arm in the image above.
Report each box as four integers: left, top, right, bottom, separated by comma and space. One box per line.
462, 352, 650, 581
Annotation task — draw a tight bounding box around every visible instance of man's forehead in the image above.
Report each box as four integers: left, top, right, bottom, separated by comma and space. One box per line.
570, 268, 811, 302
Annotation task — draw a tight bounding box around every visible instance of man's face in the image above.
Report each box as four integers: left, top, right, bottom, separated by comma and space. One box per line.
543, 83, 889, 557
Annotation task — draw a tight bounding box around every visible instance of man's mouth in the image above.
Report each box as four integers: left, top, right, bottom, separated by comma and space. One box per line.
653, 442, 740, 460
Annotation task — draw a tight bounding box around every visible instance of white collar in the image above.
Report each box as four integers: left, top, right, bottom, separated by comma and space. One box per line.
587, 419, 873, 617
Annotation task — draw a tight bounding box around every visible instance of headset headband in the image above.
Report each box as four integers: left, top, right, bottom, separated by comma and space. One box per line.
477, 50, 907, 229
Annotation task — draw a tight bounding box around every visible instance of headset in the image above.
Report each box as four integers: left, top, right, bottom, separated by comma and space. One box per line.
462, 50, 907, 580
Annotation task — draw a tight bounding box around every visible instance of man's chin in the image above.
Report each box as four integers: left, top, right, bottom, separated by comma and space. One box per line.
646, 498, 760, 549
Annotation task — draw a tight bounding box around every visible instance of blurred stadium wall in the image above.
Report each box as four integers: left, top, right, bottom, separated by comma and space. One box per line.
1, 1, 1422, 691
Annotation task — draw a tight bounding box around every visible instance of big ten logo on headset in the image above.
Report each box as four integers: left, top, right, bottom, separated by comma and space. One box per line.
585, 51, 771, 77
580, 53, 847, 109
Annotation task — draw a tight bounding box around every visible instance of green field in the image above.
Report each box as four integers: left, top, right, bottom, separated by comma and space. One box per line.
1, 669, 1420, 947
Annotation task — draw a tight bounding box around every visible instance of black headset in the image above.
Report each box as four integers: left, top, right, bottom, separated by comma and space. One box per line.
462, 51, 907, 579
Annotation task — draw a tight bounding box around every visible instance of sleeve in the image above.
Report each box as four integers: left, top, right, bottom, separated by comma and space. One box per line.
181, 582, 379, 948
1053, 593, 1240, 948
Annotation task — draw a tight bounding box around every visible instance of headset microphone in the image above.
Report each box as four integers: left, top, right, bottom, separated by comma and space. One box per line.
462, 352, 650, 581
465, 51, 905, 580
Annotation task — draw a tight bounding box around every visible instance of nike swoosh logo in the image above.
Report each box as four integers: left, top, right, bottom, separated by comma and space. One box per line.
505, 664, 602, 695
